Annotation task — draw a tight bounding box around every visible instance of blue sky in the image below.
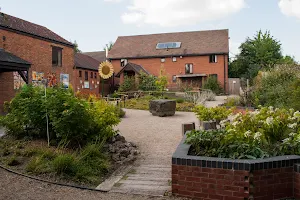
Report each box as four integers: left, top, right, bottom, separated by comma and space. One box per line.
1, 0, 300, 61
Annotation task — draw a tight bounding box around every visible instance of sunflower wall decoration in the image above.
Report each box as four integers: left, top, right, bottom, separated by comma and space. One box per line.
99, 61, 114, 79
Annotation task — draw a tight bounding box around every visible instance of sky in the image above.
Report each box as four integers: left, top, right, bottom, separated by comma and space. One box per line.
1, 0, 300, 62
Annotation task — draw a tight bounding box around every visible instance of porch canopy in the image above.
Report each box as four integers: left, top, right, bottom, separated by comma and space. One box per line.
0, 48, 31, 83
176, 74, 207, 78
115, 62, 150, 77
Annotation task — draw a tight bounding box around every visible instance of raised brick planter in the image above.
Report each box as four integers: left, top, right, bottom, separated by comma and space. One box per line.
172, 135, 300, 200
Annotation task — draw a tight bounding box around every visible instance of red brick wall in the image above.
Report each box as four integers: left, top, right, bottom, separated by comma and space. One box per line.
0, 29, 75, 112
74, 69, 100, 96
111, 54, 228, 92
252, 167, 294, 200
294, 169, 300, 199
0, 72, 14, 114
172, 165, 250, 200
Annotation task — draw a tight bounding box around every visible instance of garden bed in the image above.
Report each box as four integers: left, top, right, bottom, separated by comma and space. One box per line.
122, 95, 195, 112
172, 135, 300, 200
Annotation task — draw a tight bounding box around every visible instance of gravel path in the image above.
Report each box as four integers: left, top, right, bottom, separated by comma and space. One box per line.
116, 109, 198, 165
0, 167, 183, 200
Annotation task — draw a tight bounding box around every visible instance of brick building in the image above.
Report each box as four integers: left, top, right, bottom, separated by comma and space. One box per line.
108, 29, 229, 92
74, 53, 110, 96
0, 12, 75, 113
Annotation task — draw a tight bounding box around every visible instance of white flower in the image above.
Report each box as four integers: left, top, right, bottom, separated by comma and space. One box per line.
250, 110, 259, 117
265, 117, 274, 125
232, 121, 239, 127
289, 132, 297, 137
288, 123, 297, 129
254, 132, 262, 140
268, 106, 274, 111
294, 111, 300, 118
232, 113, 241, 121
244, 130, 251, 138
220, 119, 228, 128
282, 138, 290, 143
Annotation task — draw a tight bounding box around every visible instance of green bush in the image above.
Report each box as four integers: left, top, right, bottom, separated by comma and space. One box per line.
138, 72, 158, 91
252, 66, 300, 109
176, 98, 184, 103
186, 106, 300, 159
1, 85, 120, 148
203, 76, 223, 94
53, 154, 75, 175
193, 105, 232, 122
118, 76, 136, 92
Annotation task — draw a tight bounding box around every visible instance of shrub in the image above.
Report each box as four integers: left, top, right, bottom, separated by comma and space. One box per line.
186, 106, 300, 159
193, 105, 232, 122
118, 76, 136, 92
225, 97, 240, 107
155, 66, 168, 92
7, 156, 21, 166
1, 85, 120, 148
138, 72, 158, 91
52, 154, 75, 175
252, 66, 300, 109
203, 76, 223, 94
176, 98, 184, 103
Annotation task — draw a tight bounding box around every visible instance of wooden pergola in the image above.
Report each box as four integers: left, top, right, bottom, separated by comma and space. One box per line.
0, 49, 31, 83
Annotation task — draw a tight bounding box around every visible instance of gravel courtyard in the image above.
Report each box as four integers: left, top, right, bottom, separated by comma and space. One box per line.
0, 109, 197, 199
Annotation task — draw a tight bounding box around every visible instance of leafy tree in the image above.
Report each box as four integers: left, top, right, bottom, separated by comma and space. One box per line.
229, 30, 283, 79
279, 55, 298, 65
73, 40, 81, 53
138, 72, 158, 91
155, 65, 168, 92
103, 41, 114, 51
203, 76, 223, 94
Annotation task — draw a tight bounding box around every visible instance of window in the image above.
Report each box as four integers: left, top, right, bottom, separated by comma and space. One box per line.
161, 58, 166, 63
121, 59, 127, 67
94, 72, 97, 79
209, 54, 218, 63
185, 64, 193, 74
172, 75, 177, 83
85, 71, 88, 81
172, 57, 177, 62
79, 70, 82, 77
52, 46, 62, 66
90, 72, 93, 78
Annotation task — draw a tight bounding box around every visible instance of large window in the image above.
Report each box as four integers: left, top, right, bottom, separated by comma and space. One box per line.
85, 71, 88, 81
185, 63, 193, 74
209, 54, 218, 63
52, 46, 62, 66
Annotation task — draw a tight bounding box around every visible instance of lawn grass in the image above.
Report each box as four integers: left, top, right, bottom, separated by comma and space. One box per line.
0, 136, 110, 187
122, 95, 195, 112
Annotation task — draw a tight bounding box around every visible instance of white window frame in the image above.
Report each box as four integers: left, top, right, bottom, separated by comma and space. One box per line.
121, 59, 128, 67
172, 57, 177, 62
161, 58, 166, 63
209, 55, 218, 63
185, 63, 193, 74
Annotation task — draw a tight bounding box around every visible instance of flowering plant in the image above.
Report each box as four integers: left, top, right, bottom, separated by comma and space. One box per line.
186, 106, 300, 159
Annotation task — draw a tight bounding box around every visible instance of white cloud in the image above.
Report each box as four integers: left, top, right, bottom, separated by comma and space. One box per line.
104, 0, 123, 3
279, 0, 300, 19
119, 0, 246, 27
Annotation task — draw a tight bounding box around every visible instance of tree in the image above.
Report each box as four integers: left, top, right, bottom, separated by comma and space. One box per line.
103, 41, 114, 51
73, 40, 81, 53
155, 65, 168, 92
279, 55, 298, 65
229, 30, 283, 79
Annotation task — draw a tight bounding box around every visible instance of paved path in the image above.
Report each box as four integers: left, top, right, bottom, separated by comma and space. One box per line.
0, 127, 5, 138
110, 109, 198, 196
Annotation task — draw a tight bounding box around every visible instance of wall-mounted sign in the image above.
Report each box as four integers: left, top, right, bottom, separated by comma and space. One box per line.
13, 72, 26, 90
32, 71, 44, 86
60, 74, 69, 88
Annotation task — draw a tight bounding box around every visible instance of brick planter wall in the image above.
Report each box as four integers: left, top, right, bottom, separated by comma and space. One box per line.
172, 135, 300, 200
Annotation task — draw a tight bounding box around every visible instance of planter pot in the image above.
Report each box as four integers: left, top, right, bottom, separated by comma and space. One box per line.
200, 120, 217, 130
172, 135, 300, 200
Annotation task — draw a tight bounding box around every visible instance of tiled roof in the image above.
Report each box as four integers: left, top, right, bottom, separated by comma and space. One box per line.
108, 29, 229, 59
0, 12, 73, 46
0, 48, 31, 65
83, 51, 106, 63
115, 62, 150, 77
75, 53, 100, 71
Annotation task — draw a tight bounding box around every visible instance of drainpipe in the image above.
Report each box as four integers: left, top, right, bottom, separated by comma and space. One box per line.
223, 54, 226, 94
